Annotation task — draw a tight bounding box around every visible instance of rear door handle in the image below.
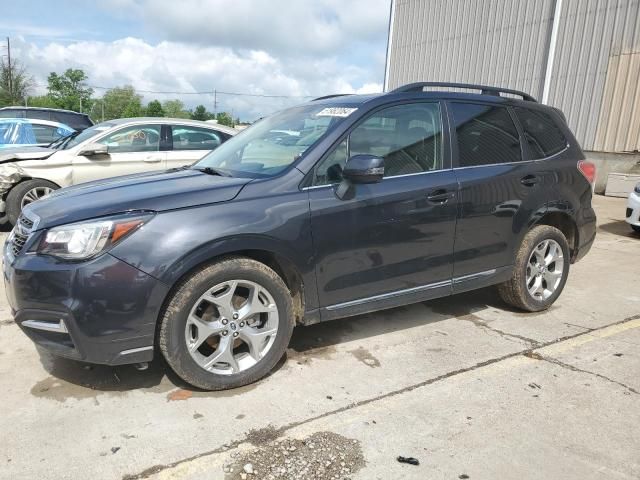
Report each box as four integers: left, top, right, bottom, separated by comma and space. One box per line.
427, 189, 452, 204
143, 156, 162, 163
520, 174, 539, 186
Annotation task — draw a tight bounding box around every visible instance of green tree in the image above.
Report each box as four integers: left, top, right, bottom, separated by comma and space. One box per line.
145, 99, 164, 117
0, 58, 33, 106
122, 97, 143, 118
47, 68, 93, 112
26, 95, 58, 108
190, 104, 211, 121
216, 111, 234, 127
99, 86, 143, 120
162, 99, 189, 118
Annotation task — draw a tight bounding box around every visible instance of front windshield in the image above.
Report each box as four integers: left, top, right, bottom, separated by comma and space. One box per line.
194, 104, 356, 177
54, 122, 116, 150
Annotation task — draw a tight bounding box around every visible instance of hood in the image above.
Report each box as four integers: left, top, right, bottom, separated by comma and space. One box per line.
0, 146, 56, 163
24, 168, 252, 229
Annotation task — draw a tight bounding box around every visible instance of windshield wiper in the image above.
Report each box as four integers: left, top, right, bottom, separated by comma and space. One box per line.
48, 130, 80, 149
192, 166, 231, 177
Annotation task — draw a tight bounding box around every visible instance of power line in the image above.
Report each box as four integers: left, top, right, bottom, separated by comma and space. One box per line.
29, 81, 318, 99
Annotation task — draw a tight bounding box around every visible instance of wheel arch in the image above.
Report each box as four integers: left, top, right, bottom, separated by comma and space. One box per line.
157, 240, 310, 326
534, 210, 579, 261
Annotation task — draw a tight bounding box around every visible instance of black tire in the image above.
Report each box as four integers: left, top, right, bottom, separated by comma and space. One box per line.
159, 257, 295, 390
498, 225, 570, 312
631, 225, 640, 233
6, 179, 59, 225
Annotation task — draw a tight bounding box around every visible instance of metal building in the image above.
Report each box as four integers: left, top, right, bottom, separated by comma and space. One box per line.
384, 0, 640, 157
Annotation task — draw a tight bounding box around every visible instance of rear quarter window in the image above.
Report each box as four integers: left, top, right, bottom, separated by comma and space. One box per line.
513, 107, 568, 159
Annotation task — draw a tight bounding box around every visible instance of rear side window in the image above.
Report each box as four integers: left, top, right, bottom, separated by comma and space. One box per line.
27, 110, 52, 121
451, 103, 521, 167
513, 107, 567, 159
171, 126, 224, 151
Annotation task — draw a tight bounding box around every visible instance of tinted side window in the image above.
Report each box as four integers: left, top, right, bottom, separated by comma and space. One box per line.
514, 107, 567, 159
32, 125, 68, 144
98, 125, 161, 153
28, 110, 52, 121
451, 103, 521, 167
0, 109, 24, 118
313, 102, 443, 186
172, 126, 223, 150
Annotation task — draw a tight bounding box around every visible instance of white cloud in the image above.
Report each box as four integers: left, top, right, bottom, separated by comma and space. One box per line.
14, 36, 383, 121
103, 0, 390, 56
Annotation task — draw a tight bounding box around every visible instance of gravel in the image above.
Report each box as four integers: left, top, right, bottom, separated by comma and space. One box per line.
224, 431, 365, 480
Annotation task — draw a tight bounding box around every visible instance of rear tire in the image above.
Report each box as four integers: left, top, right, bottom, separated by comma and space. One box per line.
498, 225, 570, 312
6, 179, 59, 225
631, 225, 640, 233
159, 257, 294, 390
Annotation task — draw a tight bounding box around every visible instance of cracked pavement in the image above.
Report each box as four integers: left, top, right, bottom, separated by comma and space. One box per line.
1, 195, 639, 480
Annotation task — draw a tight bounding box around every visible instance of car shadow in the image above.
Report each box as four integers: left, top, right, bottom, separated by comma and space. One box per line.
598, 219, 639, 238
36, 287, 510, 394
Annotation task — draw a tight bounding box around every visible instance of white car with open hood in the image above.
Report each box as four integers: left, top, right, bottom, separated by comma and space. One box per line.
0, 117, 236, 225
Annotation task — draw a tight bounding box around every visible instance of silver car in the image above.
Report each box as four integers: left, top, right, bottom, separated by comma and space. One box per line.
0, 118, 236, 225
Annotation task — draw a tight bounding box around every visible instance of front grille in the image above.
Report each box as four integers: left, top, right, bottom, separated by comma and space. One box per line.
627, 208, 633, 218
8, 214, 35, 257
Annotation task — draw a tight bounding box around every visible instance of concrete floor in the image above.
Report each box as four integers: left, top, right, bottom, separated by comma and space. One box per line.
0, 195, 638, 480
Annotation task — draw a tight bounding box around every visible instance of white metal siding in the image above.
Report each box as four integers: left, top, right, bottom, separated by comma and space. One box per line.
387, 0, 640, 152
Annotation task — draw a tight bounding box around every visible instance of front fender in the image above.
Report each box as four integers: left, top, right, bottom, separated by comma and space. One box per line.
109, 192, 318, 311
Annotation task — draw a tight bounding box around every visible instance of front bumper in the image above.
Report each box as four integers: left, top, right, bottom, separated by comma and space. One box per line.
626, 191, 640, 227
3, 247, 170, 365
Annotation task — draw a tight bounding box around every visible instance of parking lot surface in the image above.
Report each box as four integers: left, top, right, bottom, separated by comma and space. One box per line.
1, 195, 638, 480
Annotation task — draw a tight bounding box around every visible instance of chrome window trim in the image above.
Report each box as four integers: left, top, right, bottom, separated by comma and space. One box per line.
452, 146, 569, 171
301, 167, 452, 191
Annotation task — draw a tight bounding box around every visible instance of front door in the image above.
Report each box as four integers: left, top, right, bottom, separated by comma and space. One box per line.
72, 124, 166, 184
308, 102, 458, 319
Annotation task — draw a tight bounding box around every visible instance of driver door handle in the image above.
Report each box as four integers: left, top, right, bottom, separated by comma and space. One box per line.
427, 189, 453, 204
143, 155, 162, 163
520, 174, 540, 186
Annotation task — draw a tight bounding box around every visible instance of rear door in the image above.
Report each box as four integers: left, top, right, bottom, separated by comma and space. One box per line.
308, 101, 458, 318
72, 123, 166, 184
166, 124, 229, 168
448, 101, 552, 291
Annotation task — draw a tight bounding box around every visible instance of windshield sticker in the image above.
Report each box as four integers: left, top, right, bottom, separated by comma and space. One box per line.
316, 107, 357, 117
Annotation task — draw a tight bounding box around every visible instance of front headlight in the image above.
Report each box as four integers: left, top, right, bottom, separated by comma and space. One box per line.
37, 212, 154, 260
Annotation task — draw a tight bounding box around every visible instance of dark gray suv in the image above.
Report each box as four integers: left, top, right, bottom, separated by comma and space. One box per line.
3, 83, 596, 390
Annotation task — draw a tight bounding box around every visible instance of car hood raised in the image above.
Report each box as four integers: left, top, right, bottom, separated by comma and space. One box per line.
0, 146, 56, 163
24, 168, 253, 229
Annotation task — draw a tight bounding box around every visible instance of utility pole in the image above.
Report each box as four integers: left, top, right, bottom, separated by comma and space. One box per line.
213, 89, 218, 119
6, 37, 12, 103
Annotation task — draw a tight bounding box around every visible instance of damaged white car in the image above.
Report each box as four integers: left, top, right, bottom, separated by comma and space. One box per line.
0, 118, 236, 225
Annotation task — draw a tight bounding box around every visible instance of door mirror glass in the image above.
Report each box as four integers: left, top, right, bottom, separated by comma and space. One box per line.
78, 142, 109, 157
343, 154, 384, 184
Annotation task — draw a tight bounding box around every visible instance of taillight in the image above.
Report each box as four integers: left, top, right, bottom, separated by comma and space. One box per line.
577, 160, 596, 185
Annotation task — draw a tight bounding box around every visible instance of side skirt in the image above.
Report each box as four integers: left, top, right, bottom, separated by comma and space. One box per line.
301, 266, 513, 325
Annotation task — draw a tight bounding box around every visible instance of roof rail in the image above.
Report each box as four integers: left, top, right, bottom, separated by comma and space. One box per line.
312, 94, 353, 101
391, 82, 537, 102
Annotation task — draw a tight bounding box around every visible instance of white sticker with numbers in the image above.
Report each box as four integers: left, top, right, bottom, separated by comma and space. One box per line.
316, 107, 358, 117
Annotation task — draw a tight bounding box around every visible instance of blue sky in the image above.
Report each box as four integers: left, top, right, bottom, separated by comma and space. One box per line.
3, 0, 390, 120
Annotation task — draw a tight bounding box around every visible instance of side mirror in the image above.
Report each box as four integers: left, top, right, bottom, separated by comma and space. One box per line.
342, 154, 384, 184
78, 143, 109, 157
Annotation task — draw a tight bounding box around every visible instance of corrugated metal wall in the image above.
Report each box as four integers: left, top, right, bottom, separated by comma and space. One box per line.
387, 0, 640, 153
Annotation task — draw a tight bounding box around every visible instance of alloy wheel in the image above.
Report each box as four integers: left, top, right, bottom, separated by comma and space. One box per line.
184, 279, 279, 375
526, 239, 564, 301
21, 186, 54, 208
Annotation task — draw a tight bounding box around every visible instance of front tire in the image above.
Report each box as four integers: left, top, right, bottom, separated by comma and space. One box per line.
498, 225, 570, 312
6, 179, 59, 225
631, 224, 640, 233
159, 257, 294, 390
